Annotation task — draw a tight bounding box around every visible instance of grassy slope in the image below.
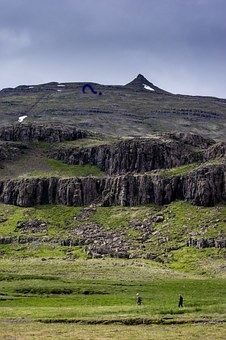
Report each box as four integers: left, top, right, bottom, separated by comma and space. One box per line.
0, 140, 106, 179
91, 202, 226, 275
154, 158, 223, 177
0, 201, 225, 277
1, 83, 226, 139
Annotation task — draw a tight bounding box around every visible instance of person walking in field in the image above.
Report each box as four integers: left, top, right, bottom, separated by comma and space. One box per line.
136, 293, 142, 306
178, 294, 183, 307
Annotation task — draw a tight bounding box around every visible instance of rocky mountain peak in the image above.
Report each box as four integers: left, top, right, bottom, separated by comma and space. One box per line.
136, 73, 149, 82
125, 74, 171, 94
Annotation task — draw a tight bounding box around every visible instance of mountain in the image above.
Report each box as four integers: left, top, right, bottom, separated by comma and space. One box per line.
125, 73, 171, 94
0, 74, 225, 329
0, 74, 226, 140
0, 75, 225, 268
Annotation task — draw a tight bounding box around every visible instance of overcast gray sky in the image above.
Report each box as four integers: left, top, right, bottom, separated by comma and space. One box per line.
0, 0, 225, 97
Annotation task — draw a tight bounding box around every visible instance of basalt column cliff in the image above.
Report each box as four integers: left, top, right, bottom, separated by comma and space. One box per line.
0, 124, 225, 208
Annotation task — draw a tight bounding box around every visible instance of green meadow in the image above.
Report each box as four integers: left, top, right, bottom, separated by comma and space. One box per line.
0, 200, 225, 338
0, 257, 225, 339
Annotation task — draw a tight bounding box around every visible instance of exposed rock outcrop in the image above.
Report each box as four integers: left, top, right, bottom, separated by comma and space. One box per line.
0, 142, 28, 161
0, 164, 225, 207
1, 220, 225, 260
187, 237, 226, 248
0, 128, 225, 208
16, 218, 48, 233
0, 124, 90, 142
165, 132, 215, 149
203, 142, 226, 160
52, 137, 203, 175
181, 165, 226, 205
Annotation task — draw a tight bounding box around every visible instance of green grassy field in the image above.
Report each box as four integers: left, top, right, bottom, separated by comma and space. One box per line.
0, 199, 225, 338
0, 258, 225, 339
0, 322, 225, 340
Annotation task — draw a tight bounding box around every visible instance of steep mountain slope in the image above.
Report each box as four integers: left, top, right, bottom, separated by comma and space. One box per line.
0, 74, 226, 140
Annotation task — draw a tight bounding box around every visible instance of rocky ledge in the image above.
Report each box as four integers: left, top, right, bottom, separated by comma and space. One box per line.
0, 163, 225, 207
0, 142, 28, 161
0, 125, 225, 208
0, 123, 90, 142
51, 133, 225, 176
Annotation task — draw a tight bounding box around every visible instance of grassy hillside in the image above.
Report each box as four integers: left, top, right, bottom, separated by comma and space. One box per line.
0, 201, 225, 277
0, 140, 106, 179
1, 76, 226, 140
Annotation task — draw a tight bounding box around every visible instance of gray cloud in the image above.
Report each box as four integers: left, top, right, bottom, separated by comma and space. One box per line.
0, 0, 226, 97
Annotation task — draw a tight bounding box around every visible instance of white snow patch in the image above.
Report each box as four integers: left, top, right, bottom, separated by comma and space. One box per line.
57, 89, 62, 92
57, 84, 65, 87
18, 115, 27, 123
29, 86, 34, 89
143, 84, 155, 91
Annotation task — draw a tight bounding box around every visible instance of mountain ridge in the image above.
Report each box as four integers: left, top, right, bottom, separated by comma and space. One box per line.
0, 74, 226, 140
1, 73, 224, 98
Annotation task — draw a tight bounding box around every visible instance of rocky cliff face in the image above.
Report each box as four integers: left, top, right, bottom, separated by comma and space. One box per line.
164, 132, 215, 149
0, 123, 90, 142
0, 142, 28, 161
52, 137, 203, 175
203, 142, 226, 160
181, 165, 226, 205
0, 126, 225, 208
0, 164, 225, 207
